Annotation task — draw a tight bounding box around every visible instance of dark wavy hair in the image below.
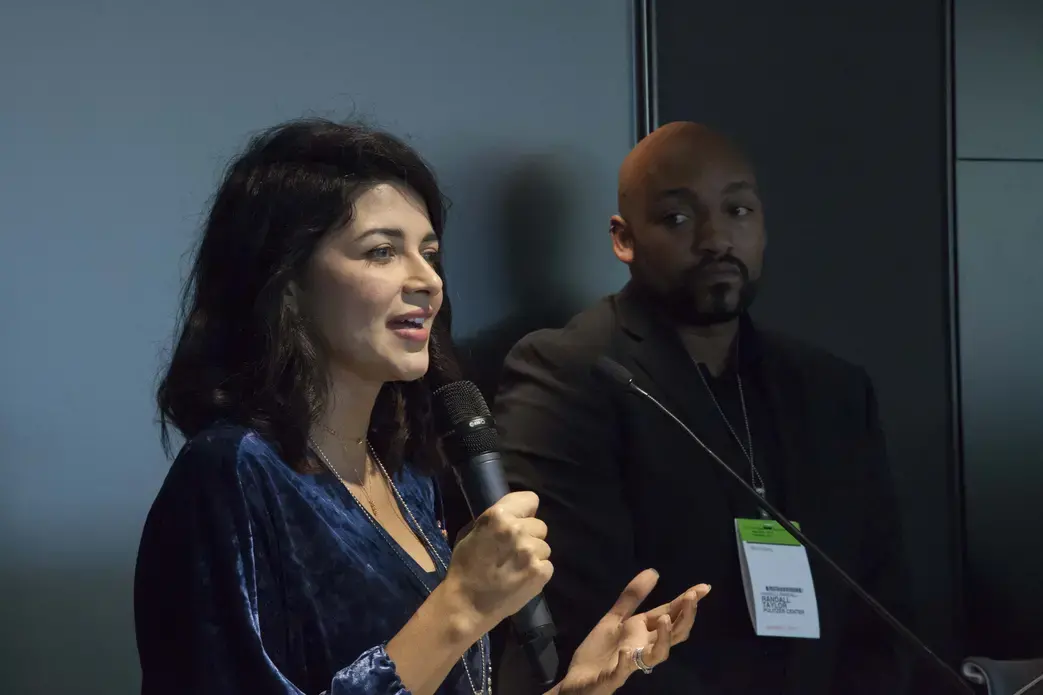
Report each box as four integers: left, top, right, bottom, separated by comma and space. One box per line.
157, 118, 460, 474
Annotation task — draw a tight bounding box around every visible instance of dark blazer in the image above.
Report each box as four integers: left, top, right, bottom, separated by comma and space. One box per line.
492, 285, 910, 695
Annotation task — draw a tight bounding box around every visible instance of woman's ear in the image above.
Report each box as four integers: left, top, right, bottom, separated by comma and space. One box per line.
284, 280, 301, 314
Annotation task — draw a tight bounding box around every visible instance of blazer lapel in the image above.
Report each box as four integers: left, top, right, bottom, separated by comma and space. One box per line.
612, 285, 746, 520
613, 286, 708, 428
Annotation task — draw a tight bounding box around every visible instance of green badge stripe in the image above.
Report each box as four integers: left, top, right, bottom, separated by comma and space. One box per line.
737, 518, 802, 546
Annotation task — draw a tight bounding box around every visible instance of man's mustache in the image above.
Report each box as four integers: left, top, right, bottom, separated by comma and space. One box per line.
685, 254, 750, 282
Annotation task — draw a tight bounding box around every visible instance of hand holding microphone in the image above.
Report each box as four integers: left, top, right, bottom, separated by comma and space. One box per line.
432, 380, 561, 684
442, 491, 554, 635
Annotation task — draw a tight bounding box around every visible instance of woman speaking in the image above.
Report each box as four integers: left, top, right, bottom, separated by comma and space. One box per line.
134, 119, 710, 695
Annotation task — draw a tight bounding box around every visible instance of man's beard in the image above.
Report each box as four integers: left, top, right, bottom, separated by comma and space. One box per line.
637, 255, 759, 327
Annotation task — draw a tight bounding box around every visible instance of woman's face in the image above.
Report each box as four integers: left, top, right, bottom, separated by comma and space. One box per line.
297, 182, 443, 385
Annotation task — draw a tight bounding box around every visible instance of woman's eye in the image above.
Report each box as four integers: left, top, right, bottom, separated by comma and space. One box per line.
367, 246, 394, 261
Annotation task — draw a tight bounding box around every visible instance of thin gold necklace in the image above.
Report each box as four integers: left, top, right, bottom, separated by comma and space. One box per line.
320, 426, 386, 523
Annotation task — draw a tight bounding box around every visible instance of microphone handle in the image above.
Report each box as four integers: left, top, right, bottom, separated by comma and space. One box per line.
455, 453, 559, 686
626, 382, 974, 695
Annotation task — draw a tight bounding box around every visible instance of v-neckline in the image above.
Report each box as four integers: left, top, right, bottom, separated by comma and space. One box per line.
321, 468, 446, 590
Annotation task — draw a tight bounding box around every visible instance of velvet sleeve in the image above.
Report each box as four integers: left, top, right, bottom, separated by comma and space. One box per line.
134, 436, 412, 695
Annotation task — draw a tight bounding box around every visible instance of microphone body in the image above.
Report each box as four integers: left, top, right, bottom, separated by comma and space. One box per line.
432, 381, 559, 687
594, 356, 975, 695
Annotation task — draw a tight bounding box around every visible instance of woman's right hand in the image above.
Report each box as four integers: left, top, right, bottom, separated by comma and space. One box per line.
441, 491, 553, 634
388, 491, 551, 695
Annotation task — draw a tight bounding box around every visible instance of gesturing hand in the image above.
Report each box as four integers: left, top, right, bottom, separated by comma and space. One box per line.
555, 570, 711, 695
634, 576, 711, 649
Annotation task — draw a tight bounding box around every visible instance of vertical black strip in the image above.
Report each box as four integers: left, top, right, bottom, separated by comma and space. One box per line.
942, 0, 968, 659
631, 0, 656, 144
647, 0, 658, 135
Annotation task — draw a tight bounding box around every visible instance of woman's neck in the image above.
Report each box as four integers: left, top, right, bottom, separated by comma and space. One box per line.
309, 365, 383, 484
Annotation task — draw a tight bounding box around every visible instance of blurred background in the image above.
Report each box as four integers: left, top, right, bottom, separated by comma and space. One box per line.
1, 0, 1040, 691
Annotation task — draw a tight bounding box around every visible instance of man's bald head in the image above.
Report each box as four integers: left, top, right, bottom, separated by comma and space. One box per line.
609, 122, 765, 327
618, 122, 755, 220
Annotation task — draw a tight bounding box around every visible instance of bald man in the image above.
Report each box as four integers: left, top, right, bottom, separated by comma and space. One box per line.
492, 123, 911, 694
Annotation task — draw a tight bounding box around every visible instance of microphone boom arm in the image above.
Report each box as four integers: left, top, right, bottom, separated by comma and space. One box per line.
621, 377, 974, 694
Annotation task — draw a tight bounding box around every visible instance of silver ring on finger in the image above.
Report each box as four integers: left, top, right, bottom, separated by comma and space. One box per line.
633, 646, 654, 674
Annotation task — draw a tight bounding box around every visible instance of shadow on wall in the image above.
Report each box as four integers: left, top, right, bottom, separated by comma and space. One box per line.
439, 152, 593, 681
442, 149, 586, 538
455, 152, 585, 402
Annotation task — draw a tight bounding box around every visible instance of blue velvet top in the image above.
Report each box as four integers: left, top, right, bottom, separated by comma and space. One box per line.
134, 424, 490, 695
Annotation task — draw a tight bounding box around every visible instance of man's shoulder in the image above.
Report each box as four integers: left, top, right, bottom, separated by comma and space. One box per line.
507, 296, 618, 371
758, 328, 871, 387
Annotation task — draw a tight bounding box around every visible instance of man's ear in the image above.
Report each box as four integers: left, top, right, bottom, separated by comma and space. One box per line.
609, 214, 635, 265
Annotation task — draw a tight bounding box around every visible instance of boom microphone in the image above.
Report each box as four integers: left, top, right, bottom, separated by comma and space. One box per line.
431, 380, 559, 687
594, 356, 975, 695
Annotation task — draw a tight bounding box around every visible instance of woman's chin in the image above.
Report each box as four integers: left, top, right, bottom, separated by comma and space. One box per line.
388, 354, 430, 383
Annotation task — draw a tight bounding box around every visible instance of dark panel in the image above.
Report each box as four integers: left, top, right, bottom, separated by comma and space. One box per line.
647, 0, 961, 668
956, 160, 1043, 657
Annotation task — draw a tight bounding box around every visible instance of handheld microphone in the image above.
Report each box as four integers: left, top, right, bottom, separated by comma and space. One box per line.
431, 380, 559, 687
594, 356, 975, 695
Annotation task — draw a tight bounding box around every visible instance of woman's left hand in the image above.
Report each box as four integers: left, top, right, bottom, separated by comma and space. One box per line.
554, 569, 711, 695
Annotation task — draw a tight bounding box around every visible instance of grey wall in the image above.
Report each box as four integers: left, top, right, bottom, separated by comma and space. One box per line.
647, 0, 962, 673
955, 0, 1043, 161
954, 0, 1043, 657
0, 1, 632, 691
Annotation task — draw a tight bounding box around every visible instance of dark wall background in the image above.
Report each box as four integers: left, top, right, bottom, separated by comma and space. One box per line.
645, 0, 962, 673
954, 0, 1043, 658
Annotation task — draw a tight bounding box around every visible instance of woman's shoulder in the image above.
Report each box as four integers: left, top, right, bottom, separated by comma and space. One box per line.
162, 424, 289, 497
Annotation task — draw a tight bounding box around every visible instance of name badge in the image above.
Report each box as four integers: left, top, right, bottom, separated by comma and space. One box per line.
734, 518, 820, 639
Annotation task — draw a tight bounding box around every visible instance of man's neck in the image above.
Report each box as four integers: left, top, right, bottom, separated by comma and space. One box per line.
677, 318, 740, 376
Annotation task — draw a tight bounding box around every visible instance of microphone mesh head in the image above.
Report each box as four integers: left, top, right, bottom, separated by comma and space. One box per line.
431, 381, 499, 461
594, 356, 634, 387
431, 381, 491, 425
